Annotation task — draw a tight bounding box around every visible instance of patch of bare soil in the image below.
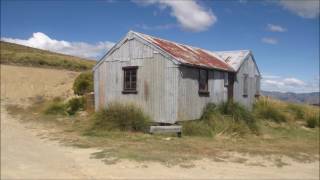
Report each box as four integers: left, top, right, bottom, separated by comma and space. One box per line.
1, 65, 319, 179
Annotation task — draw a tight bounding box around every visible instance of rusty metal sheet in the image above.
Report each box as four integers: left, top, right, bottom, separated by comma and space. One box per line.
137, 32, 234, 72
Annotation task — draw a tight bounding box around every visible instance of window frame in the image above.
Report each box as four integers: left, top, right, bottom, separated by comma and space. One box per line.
122, 66, 138, 94
255, 75, 260, 97
224, 72, 229, 87
243, 74, 248, 97
198, 68, 209, 96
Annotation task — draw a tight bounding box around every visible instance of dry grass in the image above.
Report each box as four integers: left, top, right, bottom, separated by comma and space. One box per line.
254, 97, 319, 127
1, 41, 95, 71
6, 98, 320, 166
182, 101, 259, 137
1, 65, 79, 105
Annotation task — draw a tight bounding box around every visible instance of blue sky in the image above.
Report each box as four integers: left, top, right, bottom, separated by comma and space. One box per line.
1, 0, 319, 93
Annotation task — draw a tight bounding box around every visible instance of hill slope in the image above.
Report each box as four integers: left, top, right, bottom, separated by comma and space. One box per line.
262, 91, 320, 105
0, 41, 96, 71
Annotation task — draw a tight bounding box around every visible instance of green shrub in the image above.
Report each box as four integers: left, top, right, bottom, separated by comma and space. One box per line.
43, 97, 85, 116
44, 98, 67, 115
66, 97, 85, 115
306, 115, 319, 128
91, 102, 151, 132
73, 71, 93, 95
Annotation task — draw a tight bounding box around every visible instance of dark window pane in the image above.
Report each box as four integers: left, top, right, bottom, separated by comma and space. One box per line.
131, 75, 136, 82
199, 83, 205, 91
224, 72, 228, 86
199, 69, 208, 91
243, 74, 248, 96
131, 82, 136, 89
123, 67, 138, 91
125, 75, 130, 81
125, 82, 130, 89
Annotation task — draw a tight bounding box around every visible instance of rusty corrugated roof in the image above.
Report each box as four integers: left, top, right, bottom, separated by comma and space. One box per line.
135, 32, 234, 72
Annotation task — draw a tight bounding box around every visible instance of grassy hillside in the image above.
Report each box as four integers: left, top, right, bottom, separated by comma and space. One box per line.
0, 41, 96, 71
262, 91, 320, 105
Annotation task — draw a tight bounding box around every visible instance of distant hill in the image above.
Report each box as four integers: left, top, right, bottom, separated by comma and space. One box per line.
261, 91, 320, 105
0, 41, 96, 71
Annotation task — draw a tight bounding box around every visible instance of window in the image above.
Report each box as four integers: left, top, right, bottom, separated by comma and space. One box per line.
122, 66, 138, 94
243, 74, 248, 97
199, 69, 209, 95
255, 75, 260, 96
224, 72, 229, 87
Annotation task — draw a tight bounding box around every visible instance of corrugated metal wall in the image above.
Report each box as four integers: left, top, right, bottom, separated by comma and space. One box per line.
177, 66, 228, 121
233, 55, 260, 109
94, 68, 99, 111
94, 38, 179, 124
93, 34, 260, 123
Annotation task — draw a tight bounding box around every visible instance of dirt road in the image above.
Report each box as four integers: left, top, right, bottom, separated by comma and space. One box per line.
1, 105, 319, 179
1, 65, 319, 179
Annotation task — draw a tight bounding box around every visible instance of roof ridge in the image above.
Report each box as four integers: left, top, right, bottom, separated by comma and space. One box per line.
133, 31, 228, 62
134, 31, 204, 51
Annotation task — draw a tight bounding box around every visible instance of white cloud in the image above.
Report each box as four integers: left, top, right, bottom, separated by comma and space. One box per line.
264, 79, 285, 86
283, 78, 306, 86
135, 23, 176, 30
133, 0, 217, 32
262, 75, 281, 79
267, 24, 287, 32
1, 32, 115, 59
261, 37, 278, 44
262, 75, 318, 93
279, 0, 320, 19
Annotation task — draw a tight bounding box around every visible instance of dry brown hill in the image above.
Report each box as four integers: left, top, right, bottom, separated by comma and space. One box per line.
0, 41, 96, 71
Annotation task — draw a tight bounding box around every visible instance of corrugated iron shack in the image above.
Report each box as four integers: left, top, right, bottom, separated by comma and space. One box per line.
93, 31, 261, 124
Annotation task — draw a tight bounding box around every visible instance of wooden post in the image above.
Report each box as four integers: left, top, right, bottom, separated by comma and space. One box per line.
84, 92, 94, 113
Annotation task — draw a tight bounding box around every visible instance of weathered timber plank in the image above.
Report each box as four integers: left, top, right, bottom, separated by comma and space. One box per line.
149, 125, 182, 134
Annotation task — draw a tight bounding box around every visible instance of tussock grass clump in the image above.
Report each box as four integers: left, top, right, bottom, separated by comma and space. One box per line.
254, 98, 287, 123
287, 103, 305, 119
254, 97, 319, 129
90, 102, 151, 133
182, 121, 213, 137
200, 103, 217, 120
306, 115, 320, 128
44, 97, 85, 116
182, 101, 259, 137
217, 101, 258, 132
